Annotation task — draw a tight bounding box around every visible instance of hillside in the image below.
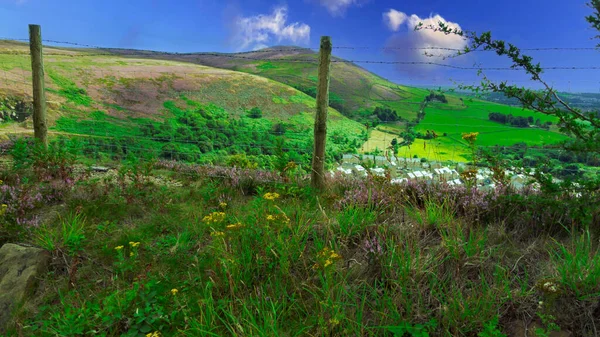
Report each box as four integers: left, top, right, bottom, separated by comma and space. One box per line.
104, 45, 432, 121
100, 45, 570, 161
0, 40, 571, 163
0, 40, 365, 166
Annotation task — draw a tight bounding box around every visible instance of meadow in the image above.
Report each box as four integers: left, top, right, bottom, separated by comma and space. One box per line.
0, 143, 598, 336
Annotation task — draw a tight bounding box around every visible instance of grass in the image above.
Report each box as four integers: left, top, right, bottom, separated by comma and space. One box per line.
0, 149, 599, 336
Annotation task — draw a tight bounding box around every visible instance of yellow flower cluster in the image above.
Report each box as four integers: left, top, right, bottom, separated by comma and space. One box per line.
219, 202, 228, 209
283, 161, 297, 172
263, 192, 280, 201
265, 213, 290, 223
226, 223, 244, 230
203, 212, 226, 224
129, 241, 141, 248
313, 247, 341, 269
171, 288, 179, 296
146, 332, 161, 337
461, 132, 479, 144
115, 245, 124, 251
0, 180, 3, 185
0, 204, 7, 217
210, 231, 225, 238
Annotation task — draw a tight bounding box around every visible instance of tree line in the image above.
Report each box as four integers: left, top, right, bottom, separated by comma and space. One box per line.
488, 112, 552, 129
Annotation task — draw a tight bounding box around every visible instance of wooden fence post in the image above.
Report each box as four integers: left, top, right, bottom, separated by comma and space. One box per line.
311, 36, 332, 190
29, 24, 47, 148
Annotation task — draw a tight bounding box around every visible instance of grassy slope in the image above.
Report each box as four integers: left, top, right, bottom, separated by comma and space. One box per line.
106, 46, 430, 121
0, 41, 570, 162
0, 41, 365, 162
111, 46, 568, 160
1, 162, 598, 336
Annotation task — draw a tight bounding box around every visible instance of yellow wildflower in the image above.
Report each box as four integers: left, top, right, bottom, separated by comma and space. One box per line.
329, 318, 340, 326
146, 332, 162, 337
0, 180, 3, 185
130, 252, 134, 257
129, 241, 140, 248
115, 245, 124, 251
226, 223, 244, 230
219, 202, 228, 208
461, 132, 479, 144
263, 192, 280, 201
266, 215, 276, 221
171, 288, 179, 296
315, 247, 342, 269
0, 204, 7, 216
284, 161, 297, 172
203, 212, 226, 224
210, 231, 225, 238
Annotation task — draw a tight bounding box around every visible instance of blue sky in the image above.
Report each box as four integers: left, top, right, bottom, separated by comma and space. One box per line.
0, 0, 598, 92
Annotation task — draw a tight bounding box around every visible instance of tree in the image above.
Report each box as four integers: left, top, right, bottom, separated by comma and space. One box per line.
415, 4, 599, 154
247, 107, 262, 119
587, 0, 600, 47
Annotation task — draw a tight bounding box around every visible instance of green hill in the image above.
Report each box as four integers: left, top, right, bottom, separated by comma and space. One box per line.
0, 40, 570, 163
101, 45, 569, 161
0, 40, 365, 167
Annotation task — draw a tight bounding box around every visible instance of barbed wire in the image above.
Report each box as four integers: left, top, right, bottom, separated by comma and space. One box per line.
1, 50, 598, 71
3, 38, 599, 52
334, 46, 600, 52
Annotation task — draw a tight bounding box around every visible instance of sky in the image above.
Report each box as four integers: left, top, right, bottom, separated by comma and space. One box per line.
0, 0, 598, 92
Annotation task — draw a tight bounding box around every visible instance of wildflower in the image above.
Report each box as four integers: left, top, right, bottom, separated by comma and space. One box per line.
226, 223, 244, 230
130, 252, 134, 257
115, 245, 124, 251
0, 204, 7, 216
129, 241, 140, 248
542, 281, 558, 293
203, 212, 226, 224
146, 332, 162, 337
210, 231, 225, 238
171, 288, 179, 296
263, 192, 280, 201
315, 247, 342, 269
0, 180, 3, 185
461, 132, 479, 143
266, 215, 276, 221
219, 202, 228, 209
329, 318, 340, 326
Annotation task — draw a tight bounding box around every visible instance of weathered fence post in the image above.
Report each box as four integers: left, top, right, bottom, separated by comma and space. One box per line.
311, 36, 332, 190
29, 24, 47, 148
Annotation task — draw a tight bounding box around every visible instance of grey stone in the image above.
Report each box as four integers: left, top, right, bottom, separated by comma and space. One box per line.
0, 243, 49, 333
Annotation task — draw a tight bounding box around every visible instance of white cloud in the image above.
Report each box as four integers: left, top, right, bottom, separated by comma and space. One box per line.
383, 9, 408, 32
233, 6, 310, 51
382, 10, 468, 74
317, 0, 369, 17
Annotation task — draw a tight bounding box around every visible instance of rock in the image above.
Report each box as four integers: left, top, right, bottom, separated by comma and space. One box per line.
0, 243, 50, 333
91, 166, 110, 172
